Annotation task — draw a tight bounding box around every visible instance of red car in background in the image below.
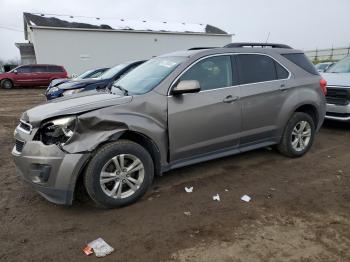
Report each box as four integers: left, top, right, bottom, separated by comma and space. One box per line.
0, 64, 68, 89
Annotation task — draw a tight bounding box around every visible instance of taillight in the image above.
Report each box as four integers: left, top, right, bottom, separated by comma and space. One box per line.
320, 79, 327, 95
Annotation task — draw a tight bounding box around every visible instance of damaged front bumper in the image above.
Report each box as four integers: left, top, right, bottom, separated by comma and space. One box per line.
12, 127, 90, 205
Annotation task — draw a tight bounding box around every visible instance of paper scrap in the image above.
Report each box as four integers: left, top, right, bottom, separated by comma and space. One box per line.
83, 238, 114, 257
185, 187, 193, 193
241, 195, 251, 202
213, 194, 220, 201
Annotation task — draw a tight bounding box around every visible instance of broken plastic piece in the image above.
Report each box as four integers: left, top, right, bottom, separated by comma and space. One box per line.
185, 186, 193, 193
83, 238, 114, 257
213, 194, 220, 201
241, 195, 251, 202
184, 211, 192, 216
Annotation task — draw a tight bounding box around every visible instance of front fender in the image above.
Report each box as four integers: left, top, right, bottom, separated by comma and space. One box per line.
62, 91, 168, 164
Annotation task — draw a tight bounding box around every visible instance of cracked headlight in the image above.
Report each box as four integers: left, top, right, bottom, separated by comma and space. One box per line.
47, 86, 59, 93
40, 116, 77, 145
63, 88, 85, 96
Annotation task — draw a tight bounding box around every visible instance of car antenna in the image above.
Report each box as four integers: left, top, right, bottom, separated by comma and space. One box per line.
265, 32, 271, 44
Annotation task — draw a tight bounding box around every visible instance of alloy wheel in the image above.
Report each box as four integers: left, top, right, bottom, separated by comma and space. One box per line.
291, 120, 312, 152
99, 154, 145, 199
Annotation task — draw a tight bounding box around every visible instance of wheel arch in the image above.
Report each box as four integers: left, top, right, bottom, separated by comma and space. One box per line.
72, 129, 162, 201
294, 104, 319, 127
1, 78, 14, 88
118, 131, 162, 177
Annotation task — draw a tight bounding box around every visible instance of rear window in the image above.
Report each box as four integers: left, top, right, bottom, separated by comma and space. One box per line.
275, 62, 289, 79
236, 54, 288, 85
47, 66, 65, 73
32, 66, 48, 72
282, 53, 319, 75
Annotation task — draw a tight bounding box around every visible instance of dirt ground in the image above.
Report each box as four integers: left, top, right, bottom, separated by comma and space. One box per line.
0, 88, 350, 262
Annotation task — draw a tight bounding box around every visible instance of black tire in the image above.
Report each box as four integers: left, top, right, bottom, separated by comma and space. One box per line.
84, 140, 154, 208
1, 79, 13, 89
277, 112, 316, 158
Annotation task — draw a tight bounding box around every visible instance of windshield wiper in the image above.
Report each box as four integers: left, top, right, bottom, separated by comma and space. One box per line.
113, 85, 129, 96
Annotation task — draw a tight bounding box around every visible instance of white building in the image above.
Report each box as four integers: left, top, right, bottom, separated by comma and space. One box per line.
17, 13, 233, 75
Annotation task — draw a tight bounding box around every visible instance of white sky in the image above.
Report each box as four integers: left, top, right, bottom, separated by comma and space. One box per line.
0, 0, 349, 60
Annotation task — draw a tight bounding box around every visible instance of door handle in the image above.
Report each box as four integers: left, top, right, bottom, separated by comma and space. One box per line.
223, 95, 239, 103
280, 83, 288, 91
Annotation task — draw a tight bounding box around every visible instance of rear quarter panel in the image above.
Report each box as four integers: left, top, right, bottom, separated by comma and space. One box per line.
275, 75, 326, 138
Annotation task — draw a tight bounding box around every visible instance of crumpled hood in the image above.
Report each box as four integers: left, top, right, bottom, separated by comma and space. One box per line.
22, 91, 132, 126
58, 78, 107, 90
50, 78, 69, 87
321, 73, 350, 88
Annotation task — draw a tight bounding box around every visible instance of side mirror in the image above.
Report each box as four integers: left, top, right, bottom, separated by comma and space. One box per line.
13, 70, 18, 74
172, 80, 200, 95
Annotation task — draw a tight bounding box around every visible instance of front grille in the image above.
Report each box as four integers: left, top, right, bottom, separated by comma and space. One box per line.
326, 112, 350, 117
15, 139, 25, 153
326, 87, 350, 106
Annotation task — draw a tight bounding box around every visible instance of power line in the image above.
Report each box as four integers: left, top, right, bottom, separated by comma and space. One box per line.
0, 25, 24, 32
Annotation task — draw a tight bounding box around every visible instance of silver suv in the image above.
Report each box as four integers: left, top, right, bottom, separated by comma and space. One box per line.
322, 56, 350, 122
12, 43, 326, 208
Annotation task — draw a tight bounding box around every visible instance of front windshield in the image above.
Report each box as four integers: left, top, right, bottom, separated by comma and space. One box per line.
76, 69, 95, 79
99, 64, 126, 79
326, 56, 350, 73
112, 56, 185, 95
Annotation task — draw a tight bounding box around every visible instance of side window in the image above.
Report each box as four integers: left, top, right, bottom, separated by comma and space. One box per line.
179, 56, 233, 91
16, 66, 31, 73
32, 66, 47, 73
237, 54, 278, 84
47, 66, 64, 73
275, 62, 289, 79
89, 70, 105, 78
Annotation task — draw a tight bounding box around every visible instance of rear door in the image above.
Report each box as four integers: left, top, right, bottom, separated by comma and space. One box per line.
31, 65, 49, 85
168, 55, 241, 162
236, 54, 290, 146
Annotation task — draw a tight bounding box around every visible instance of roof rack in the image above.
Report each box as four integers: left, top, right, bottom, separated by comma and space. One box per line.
224, 42, 292, 49
188, 47, 217, 50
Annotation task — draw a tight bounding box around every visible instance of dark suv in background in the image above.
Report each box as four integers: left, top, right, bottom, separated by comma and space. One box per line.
0, 64, 68, 89
13, 43, 326, 208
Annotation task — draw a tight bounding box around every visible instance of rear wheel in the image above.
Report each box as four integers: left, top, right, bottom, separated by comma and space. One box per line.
84, 140, 154, 208
1, 79, 13, 89
277, 112, 315, 157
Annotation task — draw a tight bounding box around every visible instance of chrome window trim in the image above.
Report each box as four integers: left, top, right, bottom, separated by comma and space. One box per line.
167, 52, 292, 96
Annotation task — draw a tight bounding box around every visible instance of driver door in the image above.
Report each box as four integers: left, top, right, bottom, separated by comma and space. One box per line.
168, 55, 241, 162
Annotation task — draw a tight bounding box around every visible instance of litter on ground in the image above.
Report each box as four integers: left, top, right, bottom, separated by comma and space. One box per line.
213, 194, 220, 201
185, 186, 193, 193
241, 195, 251, 202
83, 238, 114, 257
184, 211, 192, 216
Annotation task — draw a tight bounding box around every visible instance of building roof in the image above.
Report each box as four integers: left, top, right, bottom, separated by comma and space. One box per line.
23, 12, 229, 37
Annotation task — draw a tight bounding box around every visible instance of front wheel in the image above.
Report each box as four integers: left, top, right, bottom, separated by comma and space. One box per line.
277, 112, 316, 158
1, 79, 13, 89
84, 140, 154, 208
